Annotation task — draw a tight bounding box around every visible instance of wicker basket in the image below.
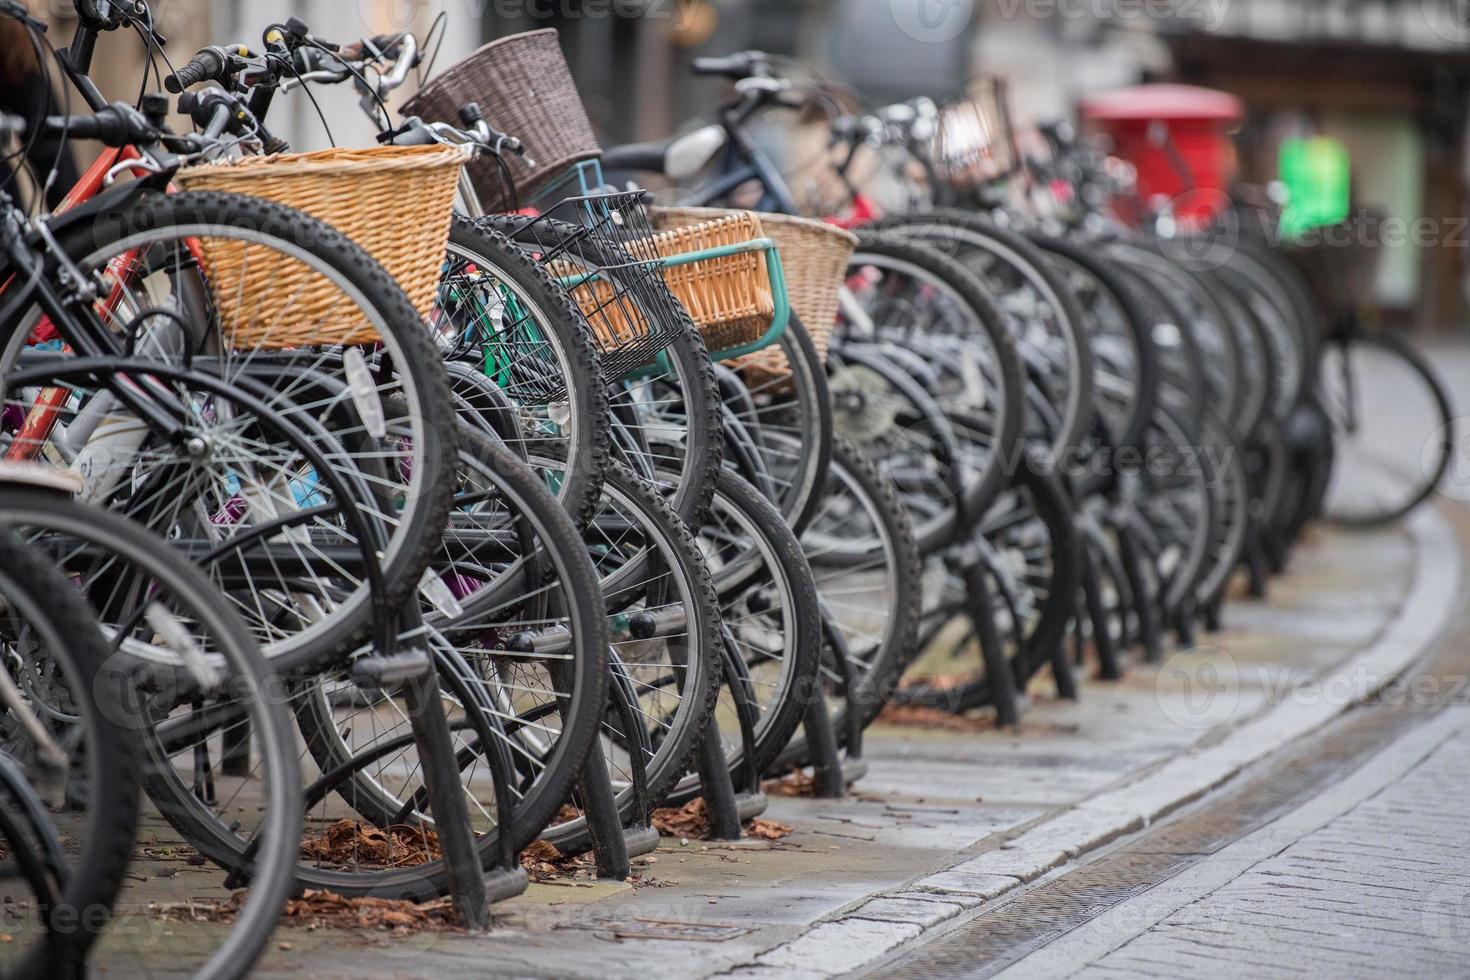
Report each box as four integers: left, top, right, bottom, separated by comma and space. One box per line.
175, 146, 468, 349
935, 75, 1019, 191
559, 210, 774, 355
402, 29, 600, 213
645, 210, 775, 352
654, 207, 857, 381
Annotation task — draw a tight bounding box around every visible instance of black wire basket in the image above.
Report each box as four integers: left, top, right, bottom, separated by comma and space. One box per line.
509, 190, 691, 381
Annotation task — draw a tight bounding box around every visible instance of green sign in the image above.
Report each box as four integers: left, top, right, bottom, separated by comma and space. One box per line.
1278, 136, 1351, 239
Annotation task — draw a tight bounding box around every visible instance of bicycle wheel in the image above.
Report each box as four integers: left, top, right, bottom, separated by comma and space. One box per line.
1210, 247, 1310, 422
872, 209, 1095, 457
719, 313, 835, 535
1, 358, 395, 674
785, 436, 922, 752
478, 211, 724, 528
0, 487, 300, 980
1193, 411, 1251, 611
1104, 240, 1262, 442
543, 460, 723, 846
839, 233, 1026, 517
900, 445, 1081, 710
1030, 234, 1160, 458
1320, 331, 1452, 527
1134, 401, 1215, 622
668, 467, 822, 796
291, 423, 610, 880
436, 217, 611, 527
827, 341, 967, 556
0, 526, 138, 980
3, 189, 453, 666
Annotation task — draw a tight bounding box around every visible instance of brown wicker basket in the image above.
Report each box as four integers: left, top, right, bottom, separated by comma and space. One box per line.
654, 207, 857, 381
402, 29, 600, 213
175, 146, 467, 349
645, 211, 775, 352
554, 210, 774, 355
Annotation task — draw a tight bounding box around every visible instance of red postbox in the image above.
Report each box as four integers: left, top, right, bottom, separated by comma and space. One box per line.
1081, 84, 1244, 228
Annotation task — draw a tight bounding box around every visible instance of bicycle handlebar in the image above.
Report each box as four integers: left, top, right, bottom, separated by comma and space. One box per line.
165, 45, 239, 94
693, 51, 770, 80
35, 103, 159, 147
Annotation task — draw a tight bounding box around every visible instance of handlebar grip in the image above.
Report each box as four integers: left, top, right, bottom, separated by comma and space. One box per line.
165, 47, 228, 93
383, 122, 437, 147
366, 33, 405, 57
39, 107, 139, 147
692, 52, 763, 79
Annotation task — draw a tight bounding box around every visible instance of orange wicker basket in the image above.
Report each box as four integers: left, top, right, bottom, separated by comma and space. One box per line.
644, 210, 775, 352
174, 145, 468, 349
654, 207, 857, 380
557, 209, 775, 356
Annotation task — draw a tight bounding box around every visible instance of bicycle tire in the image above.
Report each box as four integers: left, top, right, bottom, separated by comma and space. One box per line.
1321, 331, 1452, 528
779, 435, 923, 762
0, 489, 300, 980
476, 213, 724, 528
842, 232, 1027, 516
292, 423, 610, 866
0, 528, 139, 980
5, 190, 455, 662
871, 209, 1095, 457
1028, 234, 1160, 457
440, 217, 611, 529
668, 466, 822, 795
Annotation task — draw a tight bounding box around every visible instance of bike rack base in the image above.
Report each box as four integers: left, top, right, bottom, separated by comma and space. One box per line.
733, 790, 769, 821
483, 867, 530, 904
623, 824, 661, 857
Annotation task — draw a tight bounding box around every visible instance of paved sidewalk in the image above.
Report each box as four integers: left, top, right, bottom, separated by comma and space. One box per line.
995, 707, 1470, 979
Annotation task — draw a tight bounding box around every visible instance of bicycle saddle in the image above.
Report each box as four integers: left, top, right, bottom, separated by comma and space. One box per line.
601, 124, 727, 180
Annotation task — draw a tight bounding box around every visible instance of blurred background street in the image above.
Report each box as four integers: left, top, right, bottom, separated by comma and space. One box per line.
19, 0, 1470, 330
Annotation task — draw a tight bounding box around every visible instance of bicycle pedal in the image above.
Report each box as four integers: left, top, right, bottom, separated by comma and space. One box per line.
350, 649, 433, 686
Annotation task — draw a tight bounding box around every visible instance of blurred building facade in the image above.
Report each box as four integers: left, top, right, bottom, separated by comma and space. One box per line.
37, 0, 1470, 324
